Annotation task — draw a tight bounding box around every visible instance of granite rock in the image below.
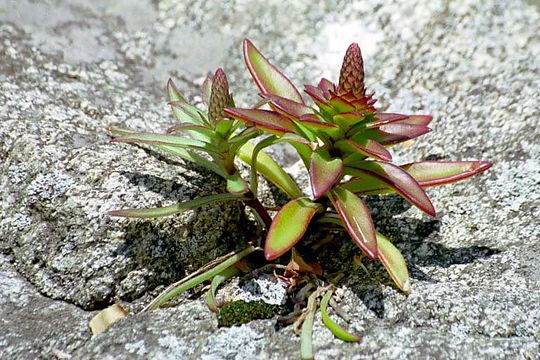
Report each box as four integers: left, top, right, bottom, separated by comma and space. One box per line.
1, 0, 539, 359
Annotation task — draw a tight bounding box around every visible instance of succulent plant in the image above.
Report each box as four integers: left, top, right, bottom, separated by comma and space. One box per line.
103, 39, 492, 359
107, 68, 302, 227
225, 39, 492, 294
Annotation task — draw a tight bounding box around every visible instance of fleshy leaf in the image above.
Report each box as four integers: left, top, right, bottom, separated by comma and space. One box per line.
265, 198, 322, 260
168, 101, 206, 125
320, 289, 360, 342
309, 150, 343, 199
401, 161, 492, 187
329, 188, 378, 259
224, 108, 295, 135
108, 127, 227, 177
340, 171, 390, 195
332, 112, 368, 130
264, 94, 313, 118
377, 232, 411, 294
243, 39, 305, 104
111, 132, 219, 155
167, 78, 187, 104
328, 96, 355, 113
336, 139, 392, 162
346, 162, 436, 216
300, 291, 318, 360
337, 43, 365, 98
166, 123, 215, 137
226, 172, 250, 194
355, 123, 431, 146
206, 266, 240, 313
201, 74, 213, 106
369, 113, 432, 127
108, 193, 248, 218
299, 114, 343, 138
249, 136, 279, 196
317, 78, 336, 95
237, 142, 303, 198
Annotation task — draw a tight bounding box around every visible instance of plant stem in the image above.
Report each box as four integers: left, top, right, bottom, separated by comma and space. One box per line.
243, 191, 273, 229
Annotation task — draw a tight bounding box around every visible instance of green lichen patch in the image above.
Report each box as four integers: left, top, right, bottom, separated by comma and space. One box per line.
218, 300, 280, 327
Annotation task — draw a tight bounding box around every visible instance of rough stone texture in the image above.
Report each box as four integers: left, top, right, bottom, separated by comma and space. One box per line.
1, 0, 539, 359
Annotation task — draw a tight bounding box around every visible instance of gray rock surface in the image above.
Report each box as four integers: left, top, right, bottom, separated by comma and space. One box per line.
1, 0, 539, 359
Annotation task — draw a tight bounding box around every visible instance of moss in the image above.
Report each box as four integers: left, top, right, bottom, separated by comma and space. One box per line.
218, 300, 279, 327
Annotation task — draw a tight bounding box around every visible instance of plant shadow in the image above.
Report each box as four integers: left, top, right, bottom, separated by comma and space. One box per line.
313, 194, 501, 320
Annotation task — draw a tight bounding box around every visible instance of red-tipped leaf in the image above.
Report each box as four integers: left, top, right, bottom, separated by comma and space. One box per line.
329, 188, 378, 259
263, 94, 312, 118
309, 150, 343, 199
347, 161, 436, 216
369, 114, 432, 128
243, 39, 304, 104
336, 139, 392, 162
356, 123, 431, 145
224, 108, 295, 135
401, 161, 492, 187
317, 78, 336, 94
265, 198, 322, 260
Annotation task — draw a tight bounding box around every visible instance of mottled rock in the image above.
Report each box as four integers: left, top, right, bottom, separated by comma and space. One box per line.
1, 0, 539, 359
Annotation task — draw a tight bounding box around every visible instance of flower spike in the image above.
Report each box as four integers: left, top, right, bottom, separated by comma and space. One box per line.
337, 43, 365, 98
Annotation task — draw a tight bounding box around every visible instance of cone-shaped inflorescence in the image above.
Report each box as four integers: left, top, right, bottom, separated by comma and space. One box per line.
337, 43, 365, 98
225, 39, 491, 294
208, 68, 231, 123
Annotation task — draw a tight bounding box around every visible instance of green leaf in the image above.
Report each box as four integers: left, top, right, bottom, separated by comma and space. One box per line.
167, 78, 188, 104
144, 245, 256, 311
401, 161, 492, 187
108, 193, 248, 218
300, 291, 317, 360
332, 112, 367, 131
169, 101, 209, 126
206, 266, 240, 313
108, 127, 227, 178
265, 198, 322, 260
345, 162, 436, 216
290, 142, 313, 168
237, 142, 302, 199
291, 118, 318, 142
339, 171, 390, 195
155, 145, 228, 178
329, 188, 378, 259
111, 132, 220, 155
309, 150, 343, 199
166, 123, 216, 138
320, 289, 360, 342
226, 172, 250, 194
243, 39, 305, 104
201, 74, 213, 106
377, 232, 411, 294
299, 114, 343, 139
336, 139, 392, 162
249, 136, 279, 196
355, 123, 431, 146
